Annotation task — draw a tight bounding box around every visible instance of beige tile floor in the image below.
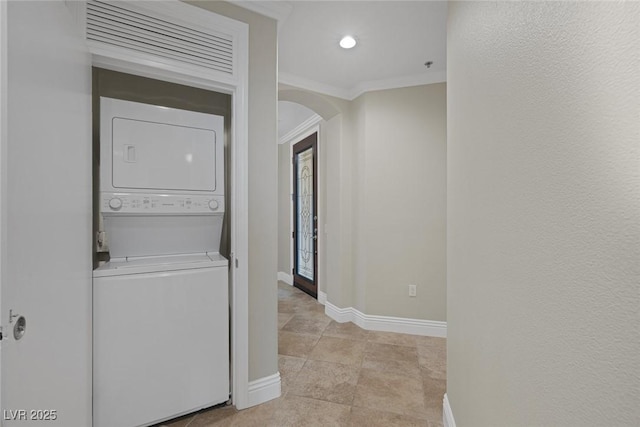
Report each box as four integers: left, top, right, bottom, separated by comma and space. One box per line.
157, 282, 446, 427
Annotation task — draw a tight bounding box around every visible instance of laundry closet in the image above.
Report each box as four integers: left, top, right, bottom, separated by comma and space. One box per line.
91, 68, 232, 427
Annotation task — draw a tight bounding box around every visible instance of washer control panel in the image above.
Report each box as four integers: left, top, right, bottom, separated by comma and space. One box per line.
101, 192, 224, 214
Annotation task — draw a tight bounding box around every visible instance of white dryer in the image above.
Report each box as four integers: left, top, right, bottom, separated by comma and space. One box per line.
93, 98, 229, 427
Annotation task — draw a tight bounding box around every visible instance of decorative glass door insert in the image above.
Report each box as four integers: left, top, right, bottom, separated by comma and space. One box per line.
296, 148, 314, 280
292, 133, 318, 298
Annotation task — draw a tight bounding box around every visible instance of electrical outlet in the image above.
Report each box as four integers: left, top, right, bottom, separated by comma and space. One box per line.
408, 284, 417, 297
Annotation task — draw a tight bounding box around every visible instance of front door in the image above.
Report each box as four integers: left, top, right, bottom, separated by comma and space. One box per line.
292, 133, 318, 298
0, 2, 92, 425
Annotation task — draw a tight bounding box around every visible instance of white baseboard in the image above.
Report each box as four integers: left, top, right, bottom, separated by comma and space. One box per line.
246, 372, 281, 408
324, 301, 353, 323
324, 301, 446, 338
277, 271, 292, 285
317, 291, 327, 305
443, 393, 456, 427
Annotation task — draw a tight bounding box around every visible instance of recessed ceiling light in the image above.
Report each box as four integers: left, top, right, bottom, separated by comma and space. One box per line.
339, 35, 357, 49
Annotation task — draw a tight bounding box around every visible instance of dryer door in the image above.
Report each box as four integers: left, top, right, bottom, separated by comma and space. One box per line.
101, 97, 224, 195
112, 117, 217, 192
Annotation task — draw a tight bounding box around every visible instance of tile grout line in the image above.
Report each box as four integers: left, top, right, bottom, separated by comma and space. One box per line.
183, 414, 196, 427
278, 283, 445, 426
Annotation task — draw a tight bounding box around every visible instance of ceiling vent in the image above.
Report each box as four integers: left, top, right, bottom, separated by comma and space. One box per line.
86, 0, 234, 77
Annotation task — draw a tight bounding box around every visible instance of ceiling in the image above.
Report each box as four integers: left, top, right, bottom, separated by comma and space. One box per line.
277, 1, 447, 100
233, 1, 448, 141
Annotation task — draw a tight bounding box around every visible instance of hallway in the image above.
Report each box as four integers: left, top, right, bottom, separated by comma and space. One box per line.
160, 282, 446, 426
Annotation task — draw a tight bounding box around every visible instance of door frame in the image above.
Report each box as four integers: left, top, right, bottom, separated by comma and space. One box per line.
289, 125, 322, 300
88, 12, 251, 409
0, 0, 252, 412
0, 0, 7, 410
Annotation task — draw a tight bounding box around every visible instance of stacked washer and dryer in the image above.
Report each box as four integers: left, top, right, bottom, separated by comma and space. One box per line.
93, 98, 230, 427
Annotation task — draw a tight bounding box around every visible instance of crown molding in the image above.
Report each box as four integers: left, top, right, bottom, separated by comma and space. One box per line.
349, 70, 447, 99
279, 113, 322, 145
279, 72, 352, 100
279, 70, 447, 101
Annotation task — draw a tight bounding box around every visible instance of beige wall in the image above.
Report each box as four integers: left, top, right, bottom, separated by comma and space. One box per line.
279, 84, 447, 322
277, 143, 291, 274
188, 1, 278, 382
358, 84, 447, 320
319, 115, 350, 307
447, 2, 639, 426
351, 95, 367, 311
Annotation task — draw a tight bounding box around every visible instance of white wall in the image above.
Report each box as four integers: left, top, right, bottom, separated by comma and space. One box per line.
447, 2, 640, 425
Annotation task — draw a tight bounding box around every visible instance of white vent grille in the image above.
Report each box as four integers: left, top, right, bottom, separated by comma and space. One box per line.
86, 0, 234, 75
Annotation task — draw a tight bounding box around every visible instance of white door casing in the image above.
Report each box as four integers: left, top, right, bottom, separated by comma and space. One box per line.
82, 1, 251, 408
0, 0, 5, 416
0, 1, 92, 426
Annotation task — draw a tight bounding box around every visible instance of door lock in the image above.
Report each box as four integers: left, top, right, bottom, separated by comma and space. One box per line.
9, 309, 18, 323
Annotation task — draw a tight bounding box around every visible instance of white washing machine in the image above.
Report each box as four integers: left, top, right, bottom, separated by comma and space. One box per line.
93, 98, 229, 427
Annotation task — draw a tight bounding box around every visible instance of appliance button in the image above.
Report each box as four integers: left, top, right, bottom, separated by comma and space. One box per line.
208, 200, 219, 211
108, 197, 123, 210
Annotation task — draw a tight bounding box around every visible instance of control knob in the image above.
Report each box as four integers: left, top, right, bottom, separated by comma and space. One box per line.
208, 200, 219, 211
108, 197, 123, 210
